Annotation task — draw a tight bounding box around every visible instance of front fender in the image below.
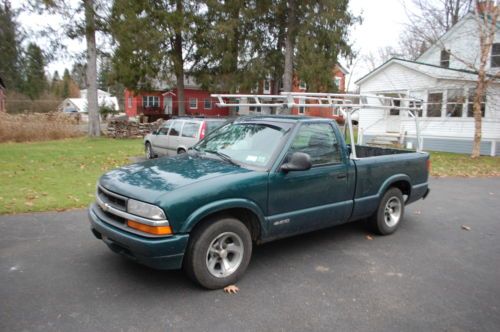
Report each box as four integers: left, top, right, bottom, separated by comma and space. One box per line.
179, 198, 267, 234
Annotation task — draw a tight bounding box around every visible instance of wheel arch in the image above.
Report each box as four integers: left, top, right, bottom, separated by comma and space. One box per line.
180, 199, 266, 242
378, 174, 412, 199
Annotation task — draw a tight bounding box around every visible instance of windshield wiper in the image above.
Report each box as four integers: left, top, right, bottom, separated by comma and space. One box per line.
204, 150, 240, 167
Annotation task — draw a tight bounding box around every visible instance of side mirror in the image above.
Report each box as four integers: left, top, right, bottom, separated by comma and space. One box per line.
281, 152, 312, 172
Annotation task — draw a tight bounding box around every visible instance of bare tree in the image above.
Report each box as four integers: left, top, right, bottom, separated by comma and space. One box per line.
469, 2, 499, 157
399, 0, 473, 59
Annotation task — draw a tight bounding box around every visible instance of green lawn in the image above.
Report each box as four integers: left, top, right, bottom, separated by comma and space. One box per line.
429, 151, 500, 177
0, 137, 499, 215
0, 137, 143, 214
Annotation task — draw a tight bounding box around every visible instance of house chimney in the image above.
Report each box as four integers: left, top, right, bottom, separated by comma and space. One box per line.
476, 0, 497, 15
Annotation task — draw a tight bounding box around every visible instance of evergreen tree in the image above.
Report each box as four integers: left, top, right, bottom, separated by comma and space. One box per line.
51, 70, 61, 96
110, 0, 202, 115
0, 1, 22, 90
71, 62, 88, 89
98, 56, 112, 91
23, 43, 47, 99
62, 68, 71, 98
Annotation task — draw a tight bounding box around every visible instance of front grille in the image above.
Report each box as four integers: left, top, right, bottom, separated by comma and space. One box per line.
97, 186, 127, 211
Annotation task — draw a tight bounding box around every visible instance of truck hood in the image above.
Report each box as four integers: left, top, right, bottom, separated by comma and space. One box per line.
99, 154, 250, 203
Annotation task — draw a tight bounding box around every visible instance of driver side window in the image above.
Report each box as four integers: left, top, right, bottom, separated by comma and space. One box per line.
289, 123, 341, 165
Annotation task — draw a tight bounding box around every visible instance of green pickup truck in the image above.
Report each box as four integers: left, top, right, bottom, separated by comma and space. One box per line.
89, 115, 430, 289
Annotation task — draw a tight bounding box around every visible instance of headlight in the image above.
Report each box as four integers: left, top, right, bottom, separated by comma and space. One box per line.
127, 199, 166, 221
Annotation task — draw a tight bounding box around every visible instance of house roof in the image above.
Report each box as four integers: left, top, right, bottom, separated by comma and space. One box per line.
355, 57, 481, 85
417, 11, 500, 62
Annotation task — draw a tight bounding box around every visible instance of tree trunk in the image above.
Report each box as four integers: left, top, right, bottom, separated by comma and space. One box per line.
84, 0, 100, 137
174, 0, 185, 116
283, 0, 296, 96
471, 71, 486, 158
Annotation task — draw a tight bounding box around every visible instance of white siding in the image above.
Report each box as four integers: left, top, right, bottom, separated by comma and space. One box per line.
417, 15, 500, 76
360, 63, 436, 92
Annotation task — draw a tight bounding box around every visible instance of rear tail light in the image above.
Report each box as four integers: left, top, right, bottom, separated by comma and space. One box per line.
426, 159, 431, 173
200, 121, 207, 140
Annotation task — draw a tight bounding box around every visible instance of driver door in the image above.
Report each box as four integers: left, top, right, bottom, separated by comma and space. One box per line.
267, 122, 351, 237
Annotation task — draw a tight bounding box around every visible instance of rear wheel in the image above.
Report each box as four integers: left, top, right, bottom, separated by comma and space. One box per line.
177, 148, 186, 154
145, 142, 155, 159
369, 187, 404, 235
184, 217, 252, 289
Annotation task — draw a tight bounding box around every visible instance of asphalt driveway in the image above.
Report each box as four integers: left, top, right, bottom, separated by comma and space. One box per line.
1, 177, 499, 332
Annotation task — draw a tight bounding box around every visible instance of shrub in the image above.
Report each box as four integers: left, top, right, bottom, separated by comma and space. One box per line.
0, 112, 83, 142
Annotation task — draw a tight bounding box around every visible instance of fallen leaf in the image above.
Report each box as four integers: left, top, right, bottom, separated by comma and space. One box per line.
315, 265, 330, 272
25, 201, 33, 206
366, 235, 373, 240
223, 285, 239, 294
461, 225, 471, 231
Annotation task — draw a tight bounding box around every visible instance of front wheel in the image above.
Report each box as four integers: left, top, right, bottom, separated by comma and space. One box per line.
183, 217, 252, 289
369, 187, 404, 235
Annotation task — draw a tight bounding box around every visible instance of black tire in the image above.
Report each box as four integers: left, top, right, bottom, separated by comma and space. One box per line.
369, 187, 404, 235
177, 148, 186, 154
183, 217, 252, 289
145, 142, 155, 159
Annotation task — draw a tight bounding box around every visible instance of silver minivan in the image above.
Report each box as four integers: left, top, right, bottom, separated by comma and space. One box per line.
144, 118, 227, 159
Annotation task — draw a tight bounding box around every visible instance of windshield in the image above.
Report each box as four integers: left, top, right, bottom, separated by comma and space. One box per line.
194, 121, 292, 168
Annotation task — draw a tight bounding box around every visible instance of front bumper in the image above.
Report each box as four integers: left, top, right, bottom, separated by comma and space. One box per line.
88, 205, 189, 270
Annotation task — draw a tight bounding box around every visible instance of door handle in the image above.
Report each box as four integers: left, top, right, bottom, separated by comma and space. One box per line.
336, 173, 347, 179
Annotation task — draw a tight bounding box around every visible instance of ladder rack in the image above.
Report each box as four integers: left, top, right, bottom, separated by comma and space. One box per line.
211, 92, 424, 158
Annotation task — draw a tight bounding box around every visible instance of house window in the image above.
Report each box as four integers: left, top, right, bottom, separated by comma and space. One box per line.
263, 80, 271, 94
390, 99, 401, 116
409, 100, 423, 117
299, 81, 307, 90
204, 98, 212, 110
491, 43, 500, 67
446, 89, 465, 117
189, 98, 198, 109
128, 97, 132, 108
440, 49, 450, 68
142, 96, 159, 108
467, 88, 486, 117
427, 92, 443, 117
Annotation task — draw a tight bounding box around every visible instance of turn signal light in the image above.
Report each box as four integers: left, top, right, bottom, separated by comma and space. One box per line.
127, 220, 173, 235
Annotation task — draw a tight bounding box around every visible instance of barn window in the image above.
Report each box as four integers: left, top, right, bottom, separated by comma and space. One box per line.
263, 80, 271, 94
299, 81, 307, 90
142, 96, 159, 108
189, 98, 198, 109
467, 88, 486, 117
204, 98, 212, 110
427, 92, 443, 117
446, 89, 465, 117
440, 49, 450, 68
491, 43, 500, 67
334, 77, 341, 90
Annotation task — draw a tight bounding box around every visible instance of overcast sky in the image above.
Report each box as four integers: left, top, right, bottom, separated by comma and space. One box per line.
15, 0, 414, 89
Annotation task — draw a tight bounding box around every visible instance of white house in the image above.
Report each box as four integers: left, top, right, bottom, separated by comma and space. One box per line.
355, 11, 500, 156
59, 89, 120, 121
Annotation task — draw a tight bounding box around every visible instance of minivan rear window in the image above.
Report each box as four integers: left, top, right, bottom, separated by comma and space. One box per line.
182, 122, 201, 138
206, 120, 226, 133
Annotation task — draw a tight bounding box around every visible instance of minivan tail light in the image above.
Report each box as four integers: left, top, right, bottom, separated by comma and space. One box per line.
200, 121, 207, 140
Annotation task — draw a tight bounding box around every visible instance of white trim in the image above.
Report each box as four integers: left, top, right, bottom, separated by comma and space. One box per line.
189, 98, 198, 109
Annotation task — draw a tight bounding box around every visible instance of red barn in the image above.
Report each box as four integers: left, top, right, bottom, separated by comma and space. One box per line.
124, 77, 229, 120
248, 64, 349, 122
